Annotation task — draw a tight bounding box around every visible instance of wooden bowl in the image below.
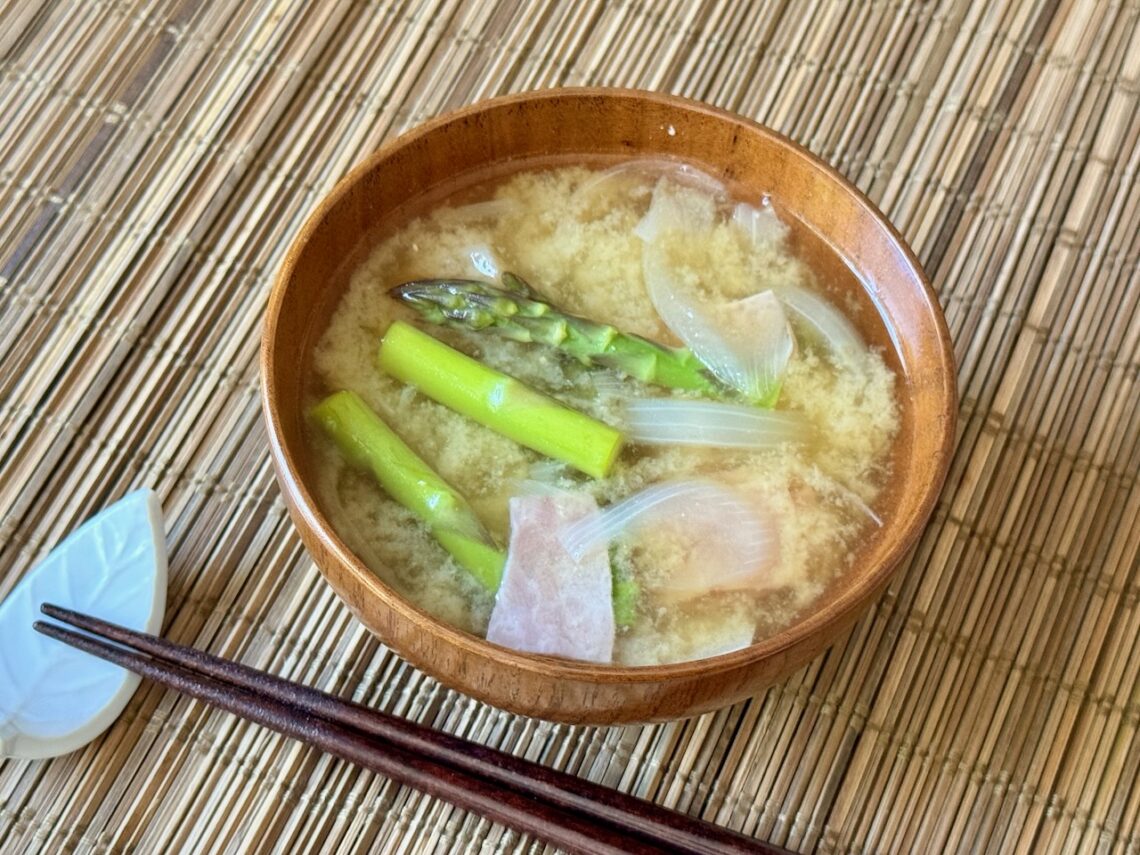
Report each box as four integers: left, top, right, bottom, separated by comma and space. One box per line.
261, 88, 956, 724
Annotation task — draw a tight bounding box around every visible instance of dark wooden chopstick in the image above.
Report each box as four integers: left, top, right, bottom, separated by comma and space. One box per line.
36, 604, 788, 855
34, 618, 634, 854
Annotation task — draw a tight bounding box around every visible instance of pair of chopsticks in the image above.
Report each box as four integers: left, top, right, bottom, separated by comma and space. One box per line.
35, 604, 787, 855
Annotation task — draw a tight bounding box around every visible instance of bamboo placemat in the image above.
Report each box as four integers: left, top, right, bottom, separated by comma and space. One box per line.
1, 0, 1137, 852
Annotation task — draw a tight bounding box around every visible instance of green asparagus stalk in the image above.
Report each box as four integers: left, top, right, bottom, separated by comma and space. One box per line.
612, 572, 639, 629
377, 321, 623, 479
312, 390, 505, 592
391, 275, 722, 394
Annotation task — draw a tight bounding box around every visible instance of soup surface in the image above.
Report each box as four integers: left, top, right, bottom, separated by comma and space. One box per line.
307, 161, 899, 666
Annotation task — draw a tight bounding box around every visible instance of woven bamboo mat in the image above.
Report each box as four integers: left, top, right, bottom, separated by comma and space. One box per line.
1, 0, 1137, 851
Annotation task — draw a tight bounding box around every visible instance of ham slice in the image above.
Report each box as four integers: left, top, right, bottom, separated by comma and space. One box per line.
487, 493, 614, 663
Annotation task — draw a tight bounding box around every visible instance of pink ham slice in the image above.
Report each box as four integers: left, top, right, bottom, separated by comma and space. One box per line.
487, 493, 614, 663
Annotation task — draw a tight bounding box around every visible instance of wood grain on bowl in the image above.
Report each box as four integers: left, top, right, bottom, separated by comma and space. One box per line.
260, 88, 956, 724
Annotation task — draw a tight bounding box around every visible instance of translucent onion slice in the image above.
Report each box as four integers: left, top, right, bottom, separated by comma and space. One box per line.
820, 473, 883, 527
731, 200, 787, 248
777, 282, 864, 361
643, 249, 795, 405
623, 398, 808, 449
512, 479, 565, 499
589, 369, 629, 399
842, 490, 883, 528
648, 161, 727, 198
559, 480, 779, 602
514, 461, 576, 497
637, 180, 796, 405
448, 198, 517, 221
581, 158, 728, 205
633, 178, 716, 243
728, 193, 864, 361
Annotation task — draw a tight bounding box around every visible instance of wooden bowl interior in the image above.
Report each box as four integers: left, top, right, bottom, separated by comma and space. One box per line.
262, 89, 955, 721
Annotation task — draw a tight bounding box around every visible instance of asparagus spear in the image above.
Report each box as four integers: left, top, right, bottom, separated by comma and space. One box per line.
391, 275, 722, 394
377, 321, 623, 479
612, 570, 639, 629
312, 390, 506, 592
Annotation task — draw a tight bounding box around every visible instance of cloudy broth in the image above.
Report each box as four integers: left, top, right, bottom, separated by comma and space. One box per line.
305, 161, 899, 666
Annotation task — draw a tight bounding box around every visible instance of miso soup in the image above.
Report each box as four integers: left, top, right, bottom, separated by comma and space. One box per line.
306, 161, 899, 666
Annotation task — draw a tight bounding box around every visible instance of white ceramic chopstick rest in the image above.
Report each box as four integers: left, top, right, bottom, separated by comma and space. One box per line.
0, 489, 167, 759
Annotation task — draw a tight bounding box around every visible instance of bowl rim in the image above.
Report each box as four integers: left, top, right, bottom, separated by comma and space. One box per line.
261, 86, 957, 685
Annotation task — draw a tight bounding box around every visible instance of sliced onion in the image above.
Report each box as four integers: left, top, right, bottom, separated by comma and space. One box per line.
516, 460, 576, 495
777, 282, 864, 360
642, 251, 794, 404
623, 398, 807, 449
819, 473, 883, 527
448, 199, 516, 221
843, 491, 883, 528
633, 178, 715, 243
729, 193, 864, 361
588, 370, 629, 399
559, 479, 779, 602
654, 161, 728, 198
578, 159, 659, 201
732, 200, 787, 248
637, 180, 796, 405
512, 480, 561, 498
723, 290, 796, 403
581, 158, 728, 205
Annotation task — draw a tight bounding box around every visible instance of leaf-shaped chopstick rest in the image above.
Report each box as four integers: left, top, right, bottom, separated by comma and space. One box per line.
0, 489, 167, 759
